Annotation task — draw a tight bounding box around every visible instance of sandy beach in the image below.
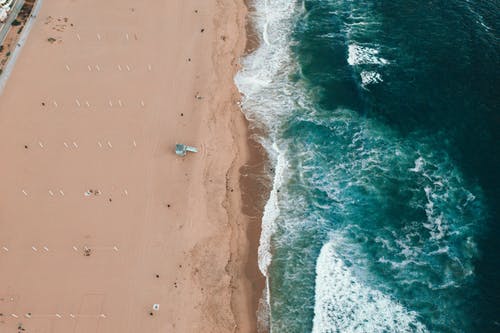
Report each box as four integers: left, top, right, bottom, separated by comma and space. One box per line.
0, 0, 264, 332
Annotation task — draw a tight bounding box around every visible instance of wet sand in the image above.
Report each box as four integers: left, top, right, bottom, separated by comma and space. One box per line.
0, 0, 263, 332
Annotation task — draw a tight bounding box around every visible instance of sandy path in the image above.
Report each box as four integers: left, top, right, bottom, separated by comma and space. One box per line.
0, 0, 259, 332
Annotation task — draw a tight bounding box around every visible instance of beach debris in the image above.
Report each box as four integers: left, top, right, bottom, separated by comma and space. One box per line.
85, 189, 100, 197
47, 37, 56, 43
195, 92, 203, 100
83, 246, 92, 257
152, 304, 160, 311
155, 274, 160, 278
175, 144, 198, 157
200, 28, 205, 33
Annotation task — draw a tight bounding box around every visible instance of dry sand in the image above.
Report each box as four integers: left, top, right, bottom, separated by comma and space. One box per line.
0, 0, 264, 332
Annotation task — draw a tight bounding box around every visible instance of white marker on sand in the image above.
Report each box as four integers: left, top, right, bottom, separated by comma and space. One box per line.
66, 64, 71, 71
133, 140, 137, 147
53, 101, 58, 107
56, 313, 62, 318
107, 141, 113, 148
108, 100, 113, 107
113, 246, 119, 251
95, 64, 101, 72
126, 33, 129, 40
32, 246, 38, 252
124, 189, 128, 195
64, 142, 69, 148
70, 314, 75, 318
126, 65, 131, 71
88, 65, 92, 72
76, 33, 81, 40
48, 190, 54, 196
140, 100, 145, 107
100, 314, 107, 318
147, 64, 152, 71
11, 314, 18, 318
96, 33, 101, 40
38, 141, 44, 148
22, 190, 28, 196
59, 190, 65, 196
73, 142, 78, 148
118, 99, 123, 107
75, 99, 81, 107
73, 246, 78, 251
43, 246, 49, 251
98, 141, 103, 148
2, 246, 9, 251
118, 65, 122, 71
85, 101, 90, 107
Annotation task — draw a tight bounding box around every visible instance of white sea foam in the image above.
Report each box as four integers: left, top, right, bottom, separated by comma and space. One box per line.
312, 240, 428, 333
258, 144, 286, 276
347, 44, 389, 66
360, 70, 383, 86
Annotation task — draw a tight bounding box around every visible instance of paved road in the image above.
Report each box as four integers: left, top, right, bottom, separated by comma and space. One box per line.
0, 0, 25, 45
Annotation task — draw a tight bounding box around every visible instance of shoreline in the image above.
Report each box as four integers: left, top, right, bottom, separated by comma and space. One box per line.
229, 0, 271, 332
225, 0, 269, 331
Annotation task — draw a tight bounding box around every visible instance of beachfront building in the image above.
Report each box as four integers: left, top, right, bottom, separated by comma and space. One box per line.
0, 0, 14, 23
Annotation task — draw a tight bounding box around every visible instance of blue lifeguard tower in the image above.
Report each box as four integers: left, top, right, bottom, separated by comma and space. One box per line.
175, 144, 198, 157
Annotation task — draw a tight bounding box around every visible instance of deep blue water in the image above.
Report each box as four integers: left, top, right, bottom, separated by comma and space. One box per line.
236, 1, 499, 332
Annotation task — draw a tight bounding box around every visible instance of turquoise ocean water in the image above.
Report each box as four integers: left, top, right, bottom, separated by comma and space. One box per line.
236, 1, 499, 332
